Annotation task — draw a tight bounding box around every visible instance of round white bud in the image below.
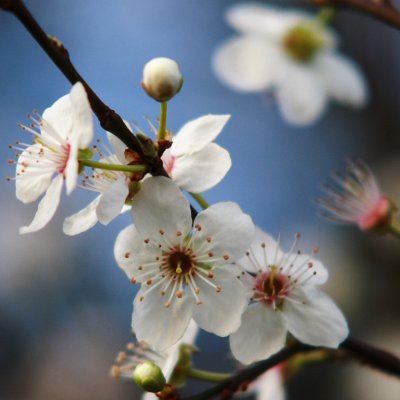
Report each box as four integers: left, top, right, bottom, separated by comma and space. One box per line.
142, 57, 183, 102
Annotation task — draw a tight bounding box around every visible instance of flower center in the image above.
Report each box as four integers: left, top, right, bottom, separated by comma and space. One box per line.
254, 267, 289, 309
168, 251, 193, 275
282, 24, 324, 63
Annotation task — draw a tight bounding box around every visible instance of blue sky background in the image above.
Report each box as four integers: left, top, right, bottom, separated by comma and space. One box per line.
0, 1, 399, 399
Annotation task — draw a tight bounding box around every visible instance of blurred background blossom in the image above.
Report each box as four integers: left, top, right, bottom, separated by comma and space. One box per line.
0, 1, 399, 399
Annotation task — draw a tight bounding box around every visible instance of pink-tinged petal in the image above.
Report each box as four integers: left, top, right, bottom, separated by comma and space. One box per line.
229, 303, 287, 364
131, 177, 192, 243
70, 82, 94, 148
283, 287, 349, 348
19, 174, 64, 234
226, 4, 310, 40
315, 53, 368, 108
276, 64, 328, 126
192, 202, 255, 264
237, 227, 284, 274
15, 144, 53, 203
213, 36, 281, 93
192, 268, 247, 336
64, 143, 78, 195
41, 94, 73, 141
96, 176, 129, 225
114, 224, 162, 282
171, 115, 230, 156
132, 284, 193, 352
162, 320, 199, 381
171, 143, 231, 192
63, 196, 101, 235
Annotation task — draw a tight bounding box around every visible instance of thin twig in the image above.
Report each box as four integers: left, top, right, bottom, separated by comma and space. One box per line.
312, 0, 400, 29
0, 0, 167, 177
181, 337, 400, 400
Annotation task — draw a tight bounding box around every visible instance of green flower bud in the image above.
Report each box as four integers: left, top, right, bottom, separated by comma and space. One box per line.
133, 361, 166, 393
142, 57, 183, 102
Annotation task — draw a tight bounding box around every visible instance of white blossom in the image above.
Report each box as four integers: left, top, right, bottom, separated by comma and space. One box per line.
114, 177, 254, 351
64, 115, 231, 235
213, 4, 368, 126
14, 82, 93, 234
161, 114, 232, 192
230, 228, 348, 365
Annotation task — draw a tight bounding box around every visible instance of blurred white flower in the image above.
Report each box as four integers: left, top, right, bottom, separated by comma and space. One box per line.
250, 367, 285, 400
317, 160, 395, 232
229, 228, 348, 365
64, 115, 231, 235
13, 82, 93, 234
213, 4, 368, 126
114, 177, 254, 351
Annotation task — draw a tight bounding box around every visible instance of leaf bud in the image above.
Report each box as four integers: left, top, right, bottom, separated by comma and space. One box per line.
133, 361, 166, 393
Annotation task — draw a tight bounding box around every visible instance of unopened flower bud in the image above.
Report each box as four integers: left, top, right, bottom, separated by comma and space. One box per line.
142, 57, 183, 102
133, 361, 166, 393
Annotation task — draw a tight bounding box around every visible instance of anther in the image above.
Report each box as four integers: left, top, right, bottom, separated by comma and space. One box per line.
215, 285, 222, 293
159, 229, 165, 235
195, 224, 202, 231
130, 278, 137, 284
176, 291, 183, 298
223, 254, 230, 260
124, 252, 130, 258
146, 279, 152, 285
208, 252, 214, 257
176, 231, 182, 237
207, 236, 212, 243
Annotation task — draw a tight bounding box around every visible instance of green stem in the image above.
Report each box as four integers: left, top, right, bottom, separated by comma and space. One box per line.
80, 159, 147, 173
158, 101, 168, 141
388, 221, 400, 238
189, 193, 210, 210
187, 368, 230, 383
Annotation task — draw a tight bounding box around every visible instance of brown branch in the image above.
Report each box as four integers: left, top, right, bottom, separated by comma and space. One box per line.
312, 0, 400, 29
181, 337, 400, 400
0, 0, 167, 176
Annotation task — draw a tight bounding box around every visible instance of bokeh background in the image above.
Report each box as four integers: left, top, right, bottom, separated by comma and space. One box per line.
0, 1, 399, 399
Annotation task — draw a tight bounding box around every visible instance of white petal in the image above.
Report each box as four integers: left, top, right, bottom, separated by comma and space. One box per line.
276, 65, 328, 126
229, 303, 287, 365
192, 268, 247, 336
213, 36, 281, 93
192, 202, 255, 264
106, 120, 132, 164
251, 368, 285, 400
289, 254, 328, 285
15, 144, 53, 203
19, 174, 64, 234
114, 224, 162, 282
64, 143, 78, 195
237, 227, 284, 274
226, 4, 309, 39
171, 143, 231, 192
131, 177, 192, 244
96, 176, 129, 225
283, 287, 349, 348
41, 94, 73, 141
171, 115, 230, 156
315, 52, 368, 107
162, 319, 199, 380
132, 285, 193, 351
63, 196, 101, 236
70, 82, 94, 148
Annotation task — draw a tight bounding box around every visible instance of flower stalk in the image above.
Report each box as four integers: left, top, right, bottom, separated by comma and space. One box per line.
189, 192, 210, 210
158, 101, 168, 141
79, 159, 147, 173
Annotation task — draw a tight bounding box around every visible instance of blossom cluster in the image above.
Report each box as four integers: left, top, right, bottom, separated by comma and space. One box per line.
10, 67, 350, 397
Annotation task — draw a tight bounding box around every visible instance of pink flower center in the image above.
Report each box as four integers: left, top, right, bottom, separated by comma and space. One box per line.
57, 142, 71, 175
357, 195, 392, 231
